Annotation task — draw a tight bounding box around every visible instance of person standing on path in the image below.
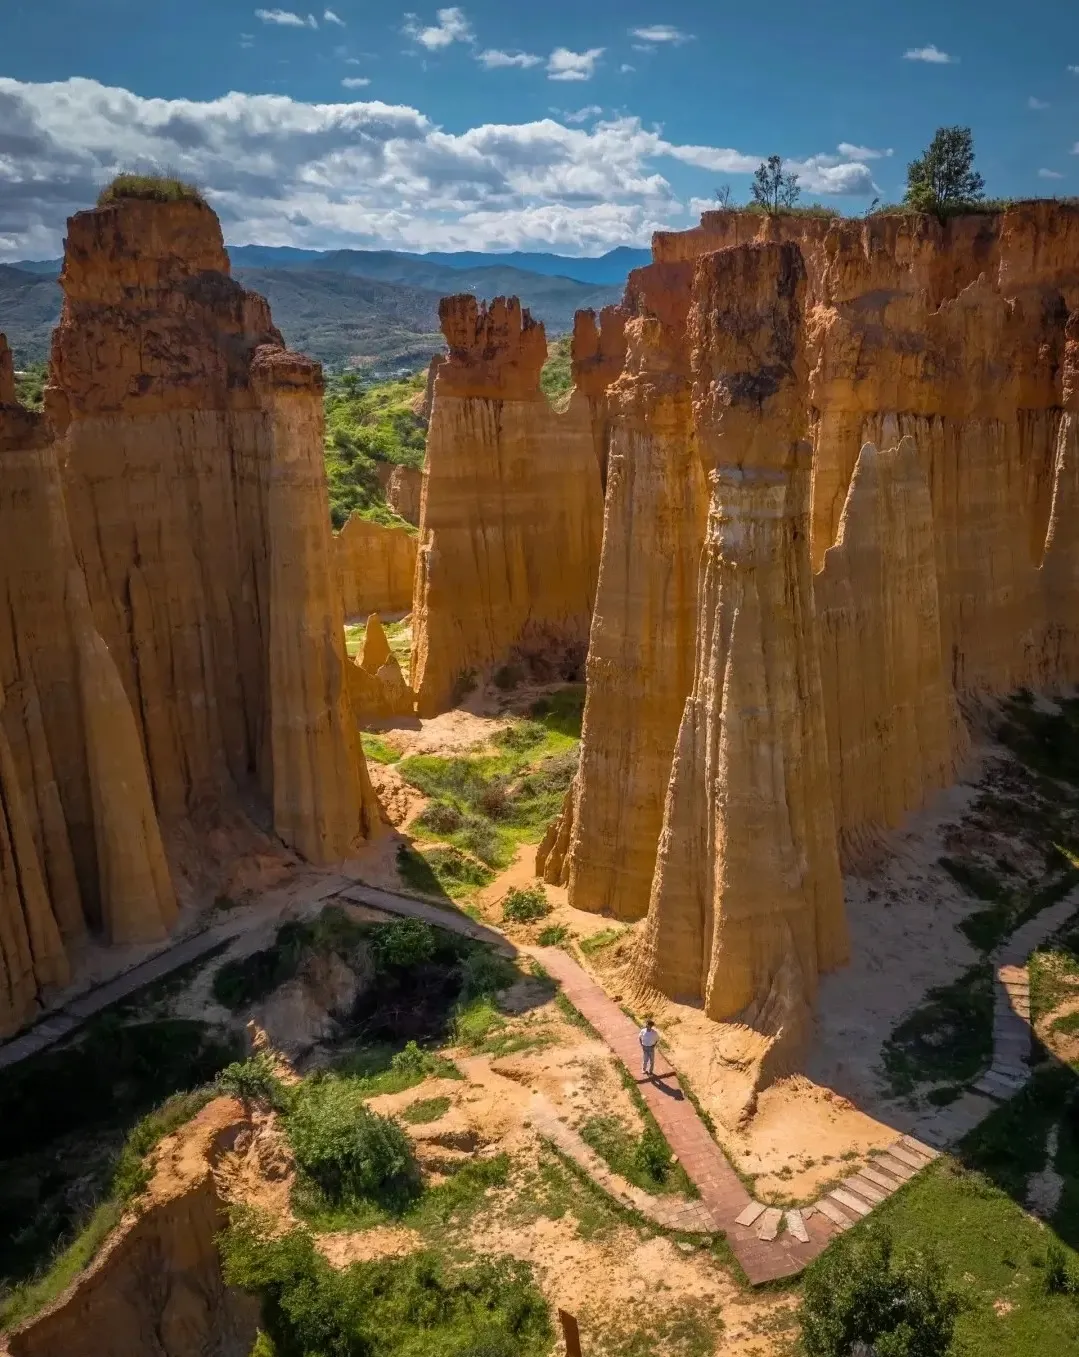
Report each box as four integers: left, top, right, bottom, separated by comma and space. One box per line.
639, 1017, 659, 1078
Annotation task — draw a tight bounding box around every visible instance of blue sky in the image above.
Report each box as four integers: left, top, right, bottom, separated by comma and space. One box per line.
1, 0, 1077, 258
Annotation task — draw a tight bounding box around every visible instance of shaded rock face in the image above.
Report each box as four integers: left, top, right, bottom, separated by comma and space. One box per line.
632, 244, 846, 1061
336, 512, 417, 617
6, 1097, 259, 1357
410, 296, 604, 715
0, 195, 378, 1036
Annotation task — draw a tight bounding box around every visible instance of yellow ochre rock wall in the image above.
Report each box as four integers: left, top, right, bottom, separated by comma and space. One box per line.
336, 512, 417, 618
410, 296, 604, 716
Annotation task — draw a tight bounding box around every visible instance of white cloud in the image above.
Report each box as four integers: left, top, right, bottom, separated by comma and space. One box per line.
403, 7, 473, 50
477, 49, 542, 69
620, 63, 635, 73
341, 77, 370, 88
0, 77, 883, 262
255, 8, 318, 27
630, 25, 693, 44
903, 44, 955, 64
323, 8, 344, 24
345, 56, 362, 64
547, 47, 604, 81
1028, 96, 1049, 109
837, 142, 892, 160
559, 105, 603, 124
1069, 65, 1079, 74
240, 33, 255, 47
1039, 168, 1064, 179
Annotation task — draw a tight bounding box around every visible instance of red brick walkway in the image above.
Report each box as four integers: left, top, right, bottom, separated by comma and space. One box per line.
531, 946, 837, 1284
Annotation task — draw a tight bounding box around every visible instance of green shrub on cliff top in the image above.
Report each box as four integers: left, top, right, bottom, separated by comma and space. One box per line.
97, 173, 206, 207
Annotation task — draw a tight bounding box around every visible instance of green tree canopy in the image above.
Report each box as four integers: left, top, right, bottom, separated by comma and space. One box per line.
750, 155, 801, 213
905, 126, 985, 213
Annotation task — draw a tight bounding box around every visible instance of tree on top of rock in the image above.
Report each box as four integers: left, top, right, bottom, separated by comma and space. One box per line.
904, 126, 985, 213
750, 156, 801, 214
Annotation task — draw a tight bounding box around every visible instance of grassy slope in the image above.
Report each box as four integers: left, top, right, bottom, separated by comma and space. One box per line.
324, 370, 426, 529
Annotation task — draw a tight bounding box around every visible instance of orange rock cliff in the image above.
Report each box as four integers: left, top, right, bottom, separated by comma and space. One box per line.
0, 195, 379, 1038
410, 295, 606, 715
538, 203, 1079, 1054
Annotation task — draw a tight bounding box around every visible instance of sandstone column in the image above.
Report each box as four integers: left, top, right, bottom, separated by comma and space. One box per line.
256, 348, 381, 861
634, 242, 848, 1041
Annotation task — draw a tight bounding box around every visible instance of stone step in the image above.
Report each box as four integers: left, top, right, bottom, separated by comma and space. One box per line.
735, 1201, 766, 1228
785, 1209, 809, 1244
899, 1135, 940, 1161
871, 1154, 916, 1182
830, 1188, 873, 1218
857, 1165, 902, 1193
884, 1144, 928, 1171
756, 1207, 783, 1241
815, 1197, 854, 1230
842, 1175, 887, 1205
973, 1077, 1016, 1101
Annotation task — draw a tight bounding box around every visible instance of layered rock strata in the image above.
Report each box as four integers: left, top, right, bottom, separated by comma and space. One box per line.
554, 204, 1079, 955
632, 244, 847, 1057
336, 511, 417, 617
0, 194, 380, 1034
6, 1097, 259, 1357
411, 296, 604, 715
539, 269, 707, 919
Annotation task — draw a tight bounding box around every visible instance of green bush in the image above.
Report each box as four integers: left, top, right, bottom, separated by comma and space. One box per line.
633, 1127, 672, 1185
494, 722, 547, 754
285, 1078, 420, 1212
1045, 1242, 1079, 1296
216, 1054, 287, 1109
371, 918, 437, 971
400, 1096, 451, 1125
801, 1227, 961, 1357
417, 799, 464, 834
502, 886, 551, 924
221, 1210, 551, 1357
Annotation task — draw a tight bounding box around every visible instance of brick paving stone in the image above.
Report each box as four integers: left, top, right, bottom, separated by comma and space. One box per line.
786, 1210, 809, 1243
884, 1144, 928, 1170
736, 1202, 767, 1227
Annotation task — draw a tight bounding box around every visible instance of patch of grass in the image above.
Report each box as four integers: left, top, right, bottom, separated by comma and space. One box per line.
221, 1208, 551, 1357
361, 732, 401, 764
97, 172, 205, 206
578, 926, 624, 957
1054, 1011, 1079, 1038
537, 924, 568, 946
925, 1084, 964, 1107
395, 842, 454, 899
855, 1092, 1079, 1357
332, 1040, 462, 1094
400, 1095, 451, 1125
502, 885, 551, 924
605, 1300, 725, 1357
529, 685, 585, 739
882, 961, 994, 1096
580, 1115, 686, 1195
453, 996, 507, 1049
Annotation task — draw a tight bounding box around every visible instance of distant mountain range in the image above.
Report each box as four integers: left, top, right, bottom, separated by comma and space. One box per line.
0, 245, 641, 371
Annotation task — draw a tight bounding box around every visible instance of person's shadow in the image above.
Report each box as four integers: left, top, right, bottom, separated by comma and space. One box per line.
639, 1068, 685, 1100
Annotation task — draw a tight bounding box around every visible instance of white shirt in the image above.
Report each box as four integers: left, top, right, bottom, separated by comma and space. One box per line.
639, 1026, 659, 1048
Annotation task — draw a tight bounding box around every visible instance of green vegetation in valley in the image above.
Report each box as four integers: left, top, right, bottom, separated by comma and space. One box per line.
400, 1095, 452, 1125
578, 927, 625, 958
360, 732, 402, 765
881, 961, 994, 1096
537, 924, 568, 946
578, 1112, 696, 1198
400, 688, 584, 895
221, 1209, 552, 1357
540, 333, 573, 406
211, 906, 369, 1012
323, 369, 426, 529
97, 173, 206, 207
14, 360, 46, 411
